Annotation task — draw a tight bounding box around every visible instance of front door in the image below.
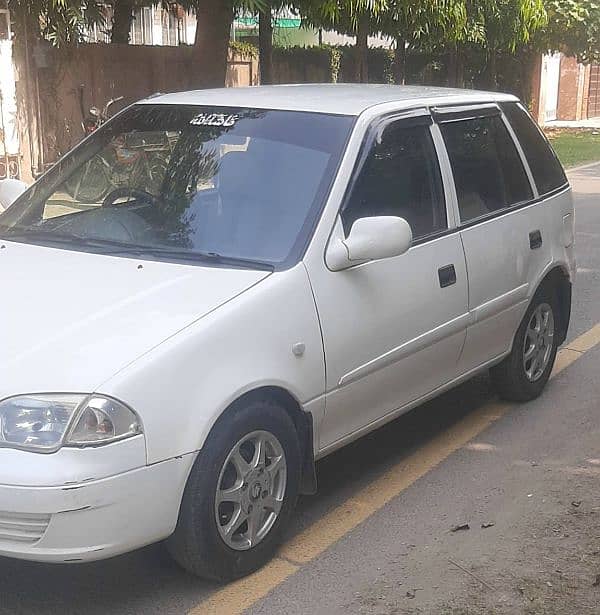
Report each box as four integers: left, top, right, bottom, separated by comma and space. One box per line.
306, 114, 469, 451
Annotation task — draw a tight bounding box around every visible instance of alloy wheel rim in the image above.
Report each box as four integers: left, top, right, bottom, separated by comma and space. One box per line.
523, 303, 554, 382
215, 430, 287, 551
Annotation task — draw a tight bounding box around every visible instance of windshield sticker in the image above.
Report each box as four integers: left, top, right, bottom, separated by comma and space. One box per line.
190, 113, 238, 127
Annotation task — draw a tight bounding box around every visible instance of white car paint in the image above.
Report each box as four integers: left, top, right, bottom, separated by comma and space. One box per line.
0, 240, 271, 396
0, 178, 28, 211
0, 85, 575, 564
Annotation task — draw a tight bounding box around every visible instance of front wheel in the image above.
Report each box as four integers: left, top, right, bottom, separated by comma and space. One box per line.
490, 285, 559, 402
167, 398, 301, 581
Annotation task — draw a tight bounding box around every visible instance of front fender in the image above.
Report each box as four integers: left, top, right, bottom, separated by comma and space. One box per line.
100, 264, 326, 464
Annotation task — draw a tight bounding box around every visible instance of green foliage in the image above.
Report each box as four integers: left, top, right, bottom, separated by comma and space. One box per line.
378, 0, 467, 49
230, 39, 259, 58
8, 0, 105, 46
273, 44, 340, 77
539, 0, 600, 62
300, 0, 388, 36
469, 0, 547, 53
546, 129, 600, 167
330, 46, 342, 82
271, 43, 393, 83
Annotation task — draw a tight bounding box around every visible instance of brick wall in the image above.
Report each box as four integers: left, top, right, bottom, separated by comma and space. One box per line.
556, 55, 579, 120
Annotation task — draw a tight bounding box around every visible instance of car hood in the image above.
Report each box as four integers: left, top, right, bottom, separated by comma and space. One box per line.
0, 241, 270, 397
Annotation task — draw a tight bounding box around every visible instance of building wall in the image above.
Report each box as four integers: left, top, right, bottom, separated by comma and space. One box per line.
31, 44, 257, 170
556, 55, 579, 120
0, 5, 19, 179
0, 41, 17, 156
587, 65, 600, 118
533, 53, 600, 123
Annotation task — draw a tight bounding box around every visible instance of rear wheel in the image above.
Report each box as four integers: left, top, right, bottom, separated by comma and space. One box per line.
167, 398, 301, 581
490, 285, 559, 402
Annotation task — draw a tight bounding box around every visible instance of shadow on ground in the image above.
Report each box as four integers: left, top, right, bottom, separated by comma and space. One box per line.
0, 375, 494, 615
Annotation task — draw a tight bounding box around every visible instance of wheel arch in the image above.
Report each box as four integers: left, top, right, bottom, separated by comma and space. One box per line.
531, 264, 572, 346
207, 386, 317, 496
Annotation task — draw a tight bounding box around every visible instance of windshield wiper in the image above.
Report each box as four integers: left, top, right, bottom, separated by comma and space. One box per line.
123, 246, 275, 271
1, 228, 137, 254
1, 229, 274, 271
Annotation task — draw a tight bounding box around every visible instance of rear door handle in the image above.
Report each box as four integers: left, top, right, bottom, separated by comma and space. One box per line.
529, 230, 542, 250
438, 264, 457, 288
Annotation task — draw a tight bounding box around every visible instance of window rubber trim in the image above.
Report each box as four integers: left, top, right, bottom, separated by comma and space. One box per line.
409, 183, 571, 247
452, 184, 571, 233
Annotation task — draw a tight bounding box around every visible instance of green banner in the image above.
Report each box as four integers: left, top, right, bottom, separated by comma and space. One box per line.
235, 17, 301, 29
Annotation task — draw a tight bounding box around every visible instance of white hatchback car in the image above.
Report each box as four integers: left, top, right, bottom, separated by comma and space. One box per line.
0, 85, 574, 581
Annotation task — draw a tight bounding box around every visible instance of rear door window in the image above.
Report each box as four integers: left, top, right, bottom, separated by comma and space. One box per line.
501, 102, 568, 195
439, 114, 533, 223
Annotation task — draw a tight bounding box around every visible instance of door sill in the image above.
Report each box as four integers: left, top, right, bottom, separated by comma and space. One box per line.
316, 353, 509, 460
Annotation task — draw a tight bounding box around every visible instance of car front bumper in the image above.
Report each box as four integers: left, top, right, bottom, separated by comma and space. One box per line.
0, 440, 195, 563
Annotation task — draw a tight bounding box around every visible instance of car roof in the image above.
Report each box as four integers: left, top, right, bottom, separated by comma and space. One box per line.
141, 84, 519, 117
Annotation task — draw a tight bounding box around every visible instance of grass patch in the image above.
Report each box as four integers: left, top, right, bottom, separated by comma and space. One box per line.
545, 129, 600, 169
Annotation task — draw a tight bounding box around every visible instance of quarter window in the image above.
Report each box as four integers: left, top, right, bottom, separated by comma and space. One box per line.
501, 102, 567, 195
440, 115, 533, 223
342, 120, 447, 240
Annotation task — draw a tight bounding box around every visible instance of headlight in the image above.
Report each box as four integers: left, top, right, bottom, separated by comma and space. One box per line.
0, 394, 142, 453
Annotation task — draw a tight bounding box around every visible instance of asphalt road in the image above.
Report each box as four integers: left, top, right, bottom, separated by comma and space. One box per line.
1, 163, 599, 615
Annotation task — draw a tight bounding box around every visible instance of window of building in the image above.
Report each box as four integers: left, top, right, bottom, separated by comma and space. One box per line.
132, 7, 153, 45
161, 8, 180, 46
0, 6, 11, 40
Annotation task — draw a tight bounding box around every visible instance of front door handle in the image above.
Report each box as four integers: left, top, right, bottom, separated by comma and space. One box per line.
438, 264, 457, 288
529, 230, 543, 250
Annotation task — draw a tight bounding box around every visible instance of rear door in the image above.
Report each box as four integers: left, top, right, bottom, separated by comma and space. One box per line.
434, 104, 553, 371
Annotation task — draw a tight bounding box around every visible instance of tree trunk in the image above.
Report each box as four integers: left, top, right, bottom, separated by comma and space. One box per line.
354, 13, 369, 83
393, 36, 406, 85
193, 0, 235, 89
258, 4, 273, 85
447, 44, 464, 88
518, 47, 538, 106
11, 5, 43, 181
456, 49, 465, 88
111, 0, 136, 44
447, 45, 457, 87
486, 50, 498, 91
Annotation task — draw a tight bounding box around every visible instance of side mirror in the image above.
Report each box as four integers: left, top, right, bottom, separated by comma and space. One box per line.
326, 216, 413, 271
0, 179, 29, 212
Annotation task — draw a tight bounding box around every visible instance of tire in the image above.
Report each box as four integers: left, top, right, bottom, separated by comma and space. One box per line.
490, 283, 560, 402
167, 398, 301, 581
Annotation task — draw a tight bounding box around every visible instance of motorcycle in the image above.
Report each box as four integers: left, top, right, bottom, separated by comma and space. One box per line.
78, 85, 124, 135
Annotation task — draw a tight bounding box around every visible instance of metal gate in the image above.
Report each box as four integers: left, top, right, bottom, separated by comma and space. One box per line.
543, 53, 561, 122
588, 64, 600, 118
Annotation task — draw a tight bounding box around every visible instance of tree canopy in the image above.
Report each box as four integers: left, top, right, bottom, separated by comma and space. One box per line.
538, 0, 600, 62
6, 0, 600, 89
7, 0, 104, 46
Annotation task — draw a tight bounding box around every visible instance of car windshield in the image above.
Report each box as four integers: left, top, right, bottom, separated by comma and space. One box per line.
0, 105, 353, 268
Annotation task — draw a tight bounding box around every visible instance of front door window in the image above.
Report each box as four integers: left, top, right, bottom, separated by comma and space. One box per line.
342, 120, 447, 241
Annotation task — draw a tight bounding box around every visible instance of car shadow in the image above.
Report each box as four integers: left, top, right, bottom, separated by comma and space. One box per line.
0, 374, 495, 614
